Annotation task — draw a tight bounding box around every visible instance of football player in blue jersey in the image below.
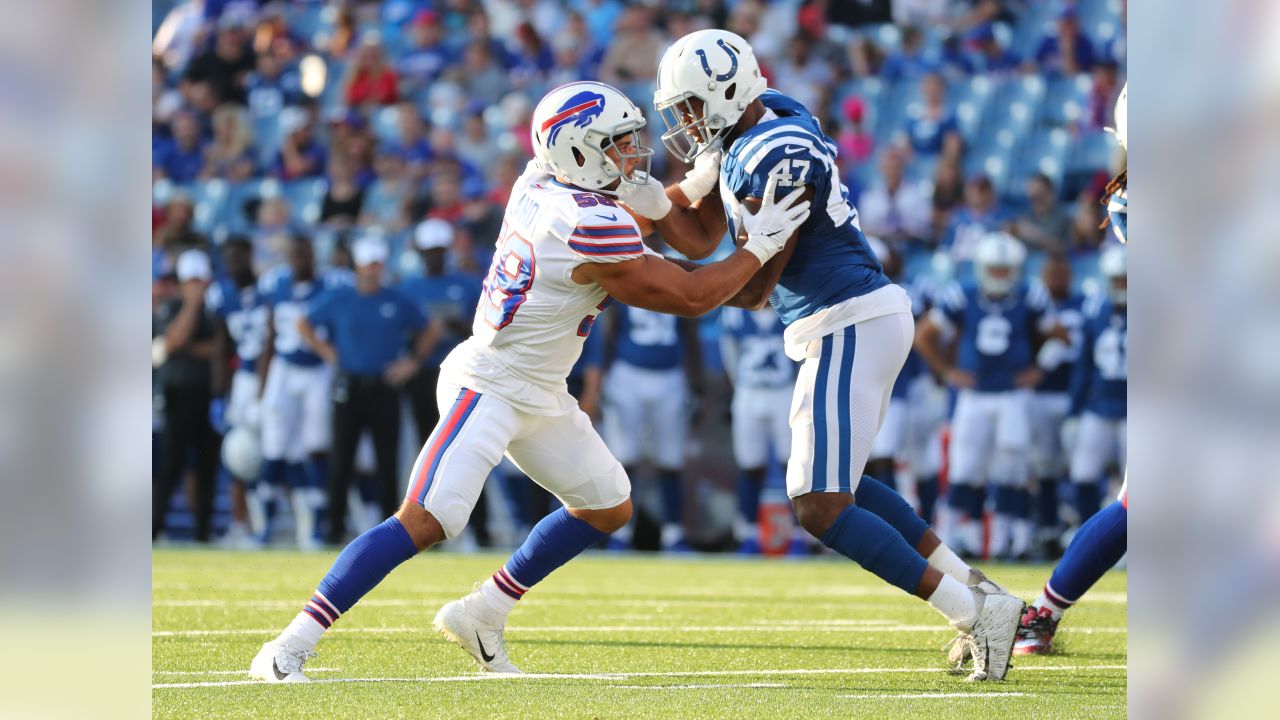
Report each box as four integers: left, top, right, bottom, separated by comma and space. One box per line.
257, 234, 354, 549
602, 300, 703, 551
621, 29, 1024, 680
1028, 253, 1086, 557
207, 236, 270, 547
1016, 84, 1129, 656
719, 305, 797, 553
916, 233, 1065, 561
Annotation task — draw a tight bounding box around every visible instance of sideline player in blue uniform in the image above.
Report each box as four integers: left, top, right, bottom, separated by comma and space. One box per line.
1016, 84, 1129, 655
602, 300, 702, 551
915, 233, 1062, 561
207, 236, 270, 546
623, 29, 1024, 680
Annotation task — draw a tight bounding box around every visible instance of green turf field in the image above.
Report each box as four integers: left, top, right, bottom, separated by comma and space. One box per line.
153, 549, 1126, 719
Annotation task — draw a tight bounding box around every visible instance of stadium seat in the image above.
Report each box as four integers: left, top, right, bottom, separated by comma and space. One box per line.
284, 178, 329, 225
252, 115, 282, 168
1044, 74, 1094, 127
1012, 127, 1071, 191
191, 180, 231, 234
373, 106, 401, 144
1069, 129, 1121, 173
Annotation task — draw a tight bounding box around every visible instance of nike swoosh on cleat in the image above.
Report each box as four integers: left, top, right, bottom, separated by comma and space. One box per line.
783, 145, 805, 154
594, 212, 618, 221
272, 659, 288, 681
475, 632, 495, 663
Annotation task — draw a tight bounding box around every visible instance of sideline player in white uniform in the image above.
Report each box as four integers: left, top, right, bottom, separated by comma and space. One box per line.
620, 29, 1023, 681
257, 235, 352, 549
250, 80, 809, 681
719, 305, 796, 552
1016, 83, 1129, 655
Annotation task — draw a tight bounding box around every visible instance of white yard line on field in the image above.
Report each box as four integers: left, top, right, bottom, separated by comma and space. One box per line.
153, 664, 1126, 690
839, 692, 1031, 699
153, 624, 1126, 637
153, 668, 341, 676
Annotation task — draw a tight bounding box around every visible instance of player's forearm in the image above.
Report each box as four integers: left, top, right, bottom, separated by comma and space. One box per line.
913, 323, 952, 377
654, 202, 723, 261
674, 249, 765, 316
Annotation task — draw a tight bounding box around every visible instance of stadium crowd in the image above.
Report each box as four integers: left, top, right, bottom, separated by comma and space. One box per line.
152, 0, 1126, 560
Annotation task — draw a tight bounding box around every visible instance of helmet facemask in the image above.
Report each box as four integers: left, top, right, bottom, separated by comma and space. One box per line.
578, 122, 654, 197
656, 91, 729, 164
978, 263, 1019, 297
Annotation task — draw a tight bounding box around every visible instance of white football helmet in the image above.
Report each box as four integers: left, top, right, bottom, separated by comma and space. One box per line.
1098, 244, 1127, 305
221, 426, 263, 480
973, 232, 1026, 296
530, 81, 653, 197
654, 29, 768, 163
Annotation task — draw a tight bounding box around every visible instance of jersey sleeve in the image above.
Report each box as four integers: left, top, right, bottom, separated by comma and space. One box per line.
1025, 281, 1058, 334
927, 281, 967, 335
306, 287, 338, 327
734, 130, 832, 200
551, 194, 647, 265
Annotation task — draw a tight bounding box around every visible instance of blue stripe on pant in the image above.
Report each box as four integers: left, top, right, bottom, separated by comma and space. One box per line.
812, 335, 833, 491
812, 327, 858, 494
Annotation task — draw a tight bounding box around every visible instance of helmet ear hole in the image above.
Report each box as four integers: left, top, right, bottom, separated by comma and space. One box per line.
572, 147, 585, 167
724, 83, 737, 101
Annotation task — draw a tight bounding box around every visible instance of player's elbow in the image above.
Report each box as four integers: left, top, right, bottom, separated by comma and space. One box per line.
682, 244, 715, 262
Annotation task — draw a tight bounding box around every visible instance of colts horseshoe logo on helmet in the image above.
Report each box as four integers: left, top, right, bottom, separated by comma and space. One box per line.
695, 38, 739, 81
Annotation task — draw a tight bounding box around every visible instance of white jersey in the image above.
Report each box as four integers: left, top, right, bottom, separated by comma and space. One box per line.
442, 163, 648, 416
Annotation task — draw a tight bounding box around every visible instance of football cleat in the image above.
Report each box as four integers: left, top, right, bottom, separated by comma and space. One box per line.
1013, 605, 1060, 656
963, 587, 1025, 681
433, 597, 522, 674
946, 568, 1012, 668
249, 640, 315, 683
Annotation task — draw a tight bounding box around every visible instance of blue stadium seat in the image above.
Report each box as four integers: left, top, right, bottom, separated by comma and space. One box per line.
963, 144, 1014, 196
373, 106, 401, 144
1044, 74, 1094, 127
284, 178, 329, 225
191, 179, 231, 234
946, 75, 997, 143
252, 115, 282, 168
873, 77, 917, 145
1070, 129, 1121, 173
1011, 127, 1071, 192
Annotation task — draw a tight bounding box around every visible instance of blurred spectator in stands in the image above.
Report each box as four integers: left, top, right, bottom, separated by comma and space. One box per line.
484, 152, 526, 208
154, 110, 207, 184
320, 155, 366, 228
199, 104, 256, 182
507, 21, 554, 89
185, 79, 224, 122
1067, 188, 1106, 252
1102, 0, 1126, 65
420, 166, 466, 225
898, 72, 964, 160
251, 195, 295, 271
343, 33, 401, 109
948, 0, 1011, 32
327, 110, 377, 188
273, 106, 326, 180
1085, 60, 1122, 131
599, 5, 662, 88
397, 10, 453, 96
388, 101, 434, 184
859, 147, 934, 247
453, 41, 509, 106
183, 12, 256, 106
153, 0, 205, 72
942, 173, 1011, 260
251, 2, 307, 63
547, 12, 605, 84
327, 2, 359, 59
153, 249, 219, 543
360, 147, 412, 232
881, 26, 934, 82
772, 36, 835, 113
574, 0, 625, 45
245, 49, 304, 120
966, 22, 1019, 76
1010, 172, 1069, 253
154, 190, 199, 254
153, 58, 184, 127
847, 33, 884, 77
835, 97, 875, 169
892, 0, 951, 28
1032, 4, 1095, 75
930, 155, 965, 238
936, 31, 975, 80
457, 106, 498, 174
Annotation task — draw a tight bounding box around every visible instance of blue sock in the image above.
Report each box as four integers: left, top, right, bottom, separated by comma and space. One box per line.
659, 469, 682, 526
308, 454, 329, 490
286, 461, 307, 489
949, 484, 984, 521
261, 458, 286, 488
917, 476, 938, 524
1075, 481, 1102, 523
994, 486, 1019, 517
737, 470, 764, 524
1013, 488, 1031, 520
1046, 500, 1127, 606
855, 475, 928, 547
1037, 477, 1061, 528
310, 517, 418, 622
502, 507, 607, 593
820, 505, 928, 594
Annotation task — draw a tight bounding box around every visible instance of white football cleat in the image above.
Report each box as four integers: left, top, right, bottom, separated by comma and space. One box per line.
946, 568, 1013, 669
433, 597, 522, 674
963, 587, 1025, 681
249, 640, 315, 683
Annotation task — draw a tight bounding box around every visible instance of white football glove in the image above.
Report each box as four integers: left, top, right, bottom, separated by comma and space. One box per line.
737, 176, 810, 265
618, 173, 672, 220
677, 145, 723, 203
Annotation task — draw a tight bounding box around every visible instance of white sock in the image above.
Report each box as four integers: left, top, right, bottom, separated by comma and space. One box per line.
989, 513, 1010, 557
281, 611, 326, 653
926, 544, 973, 584
1010, 519, 1033, 557
476, 576, 519, 621
928, 575, 979, 631
1033, 588, 1070, 620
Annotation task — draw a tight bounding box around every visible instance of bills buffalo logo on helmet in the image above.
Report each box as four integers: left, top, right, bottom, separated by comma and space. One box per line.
541, 91, 606, 146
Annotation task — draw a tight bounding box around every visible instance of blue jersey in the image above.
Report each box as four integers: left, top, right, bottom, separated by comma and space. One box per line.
260, 266, 354, 367
205, 278, 268, 374
308, 286, 426, 375
719, 307, 795, 390
720, 91, 890, 326
612, 305, 682, 371
398, 272, 482, 366
1037, 290, 1087, 394
1071, 295, 1127, 419
933, 281, 1053, 393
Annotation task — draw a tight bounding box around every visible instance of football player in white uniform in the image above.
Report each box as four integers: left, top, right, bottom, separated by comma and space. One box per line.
250, 81, 809, 682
